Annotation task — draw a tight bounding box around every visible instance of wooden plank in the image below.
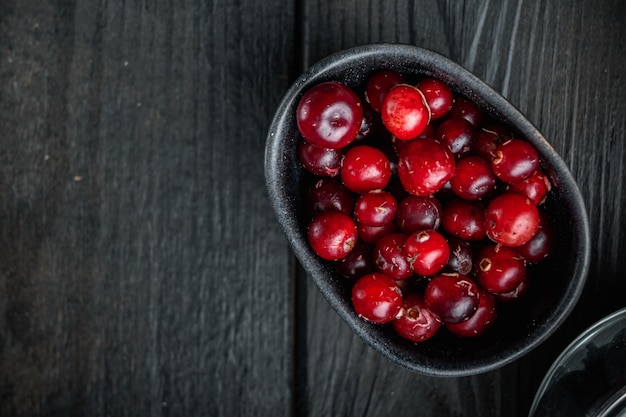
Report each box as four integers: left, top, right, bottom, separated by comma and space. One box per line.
297, 0, 626, 416
0, 1, 295, 416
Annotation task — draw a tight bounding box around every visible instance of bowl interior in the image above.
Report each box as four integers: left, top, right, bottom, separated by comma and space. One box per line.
265, 44, 590, 376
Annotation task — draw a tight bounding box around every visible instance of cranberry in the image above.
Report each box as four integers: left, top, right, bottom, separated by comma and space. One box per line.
340, 145, 391, 193
441, 198, 487, 241
450, 155, 497, 200
436, 117, 475, 157
392, 123, 436, 155
393, 292, 441, 342
305, 178, 356, 217
446, 287, 497, 338
373, 233, 413, 280
355, 100, 383, 141
506, 168, 552, 205
484, 192, 540, 246
491, 139, 540, 183
516, 210, 553, 263
397, 138, 455, 196
335, 240, 373, 280
450, 96, 484, 127
403, 230, 450, 276
298, 140, 342, 177
476, 244, 526, 294
296, 81, 363, 149
381, 84, 431, 140
357, 221, 399, 243
307, 211, 358, 261
366, 70, 406, 113
396, 195, 442, 234
472, 127, 504, 159
424, 273, 480, 324
351, 273, 403, 324
445, 236, 474, 275
495, 276, 530, 302
416, 77, 454, 120
354, 190, 397, 226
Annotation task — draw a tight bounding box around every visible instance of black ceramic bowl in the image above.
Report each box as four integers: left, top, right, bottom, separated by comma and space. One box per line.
265, 44, 590, 377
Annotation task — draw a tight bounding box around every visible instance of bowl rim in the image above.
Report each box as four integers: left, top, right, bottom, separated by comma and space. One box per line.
265, 43, 591, 377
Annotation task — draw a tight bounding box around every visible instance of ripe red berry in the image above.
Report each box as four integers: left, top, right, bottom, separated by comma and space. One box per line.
373, 233, 413, 280
416, 77, 454, 120
449, 96, 484, 127
351, 273, 403, 324
436, 117, 475, 157
340, 145, 391, 194
396, 195, 442, 234
335, 240, 373, 280
354, 190, 397, 226
491, 139, 540, 183
403, 230, 450, 276
484, 192, 540, 246
305, 178, 356, 217
476, 244, 526, 294
381, 84, 431, 140
296, 81, 363, 149
446, 287, 497, 338
307, 211, 357, 261
357, 221, 399, 243
424, 273, 480, 324
506, 168, 552, 205
366, 70, 406, 113
516, 210, 554, 263
298, 140, 343, 177
393, 292, 441, 342
450, 155, 497, 201
397, 138, 456, 196
441, 198, 487, 241
445, 236, 474, 275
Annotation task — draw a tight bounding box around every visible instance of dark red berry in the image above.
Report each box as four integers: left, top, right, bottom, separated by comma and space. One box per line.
436, 117, 475, 157
305, 178, 356, 217
424, 273, 480, 324
450, 155, 497, 200
495, 276, 530, 302
472, 127, 503, 159
381, 84, 431, 140
450, 96, 484, 127
373, 233, 413, 280
354, 190, 397, 226
396, 195, 443, 234
476, 244, 526, 294
516, 210, 553, 263
491, 139, 540, 183
442, 198, 487, 241
296, 81, 363, 149
484, 192, 540, 246
445, 236, 474, 275
393, 292, 441, 342
355, 100, 383, 141
340, 145, 391, 193
298, 140, 342, 177
357, 221, 399, 243
506, 168, 552, 205
335, 240, 373, 280
403, 230, 450, 276
446, 287, 497, 338
397, 138, 456, 196
307, 211, 358, 261
351, 273, 403, 324
416, 77, 454, 120
366, 70, 406, 113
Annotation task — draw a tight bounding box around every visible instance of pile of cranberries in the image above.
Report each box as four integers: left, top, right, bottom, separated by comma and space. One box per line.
296, 70, 554, 342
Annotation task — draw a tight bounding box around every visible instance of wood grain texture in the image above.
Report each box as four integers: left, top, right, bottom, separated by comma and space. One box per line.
297, 0, 626, 416
0, 1, 295, 416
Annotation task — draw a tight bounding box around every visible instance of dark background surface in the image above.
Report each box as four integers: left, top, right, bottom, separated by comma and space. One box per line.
1, 1, 625, 416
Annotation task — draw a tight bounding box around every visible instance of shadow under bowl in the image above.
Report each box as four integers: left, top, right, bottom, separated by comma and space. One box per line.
265, 43, 590, 377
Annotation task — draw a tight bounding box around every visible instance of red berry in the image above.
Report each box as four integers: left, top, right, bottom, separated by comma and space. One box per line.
476, 244, 526, 294
450, 155, 497, 201
298, 140, 342, 177
450, 96, 484, 127
484, 192, 540, 246
396, 195, 442, 234
305, 178, 356, 217
416, 77, 454, 120
403, 230, 450, 276
335, 240, 373, 280
445, 236, 474, 275
354, 190, 397, 226
516, 210, 553, 263
366, 70, 406, 113
446, 287, 497, 338
393, 292, 441, 342
296, 81, 363, 149
441, 198, 487, 241
352, 273, 403, 324
307, 211, 357, 261
506, 168, 552, 205
357, 221, 399, 243
373, 233, 413, 280
436, 117, 475, 157
491, 139, 540, 183
340, 145, 391, 193
424, 273, 480, 324
381, 84, 431, 140
397, 138, 456, 196
495, 276, 530, 302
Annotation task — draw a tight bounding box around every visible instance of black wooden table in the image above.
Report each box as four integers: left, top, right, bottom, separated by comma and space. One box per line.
1, 1, 625, 416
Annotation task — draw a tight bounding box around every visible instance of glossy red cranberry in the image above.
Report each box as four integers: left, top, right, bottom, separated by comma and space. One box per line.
335, 240, 373, 280
416, 77, 454, 120
495, 276, 530, 302
381, 84, 431, 140
516, 210, 553, 263
424, 273, 480, 324
340, 145, 391, 193
296, 81, 363, 149
357, 221, 399, 243
373, 233, 413, 280
484, 192, 540, 246
305, 178, 356, 217
472, 127, 504, 159
397, 138, 455, 196
450, 155, 497, 200
436, 117, 475, 157
351, 273, 403, 324
450, 96, 484, 127
307, 211, 357, 261
396, 195, 442, 234
441, 198, 487, 241
403, 230, 450, 276
298, 140, 342, 177
354, 190, 397, 226
392, 123, 436, 155
491, 139, 540, 183
506, 168, 552, 205
393, 292, 441, 342
446, 287, 497, 338
476, 244, 526, 294
366, 70, 406, 113
445, 236, 474, 275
